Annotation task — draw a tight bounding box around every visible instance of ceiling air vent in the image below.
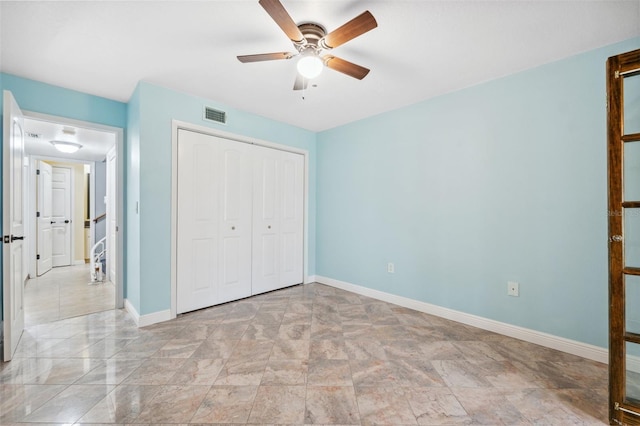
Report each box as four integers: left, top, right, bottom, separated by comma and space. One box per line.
203, 106, 226, 125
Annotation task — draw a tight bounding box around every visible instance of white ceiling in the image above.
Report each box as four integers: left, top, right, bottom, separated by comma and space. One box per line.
2, 1, 639, 132
24, 117, 116, 162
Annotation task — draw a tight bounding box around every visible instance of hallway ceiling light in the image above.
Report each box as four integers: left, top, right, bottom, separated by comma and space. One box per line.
50, 140, 82, 154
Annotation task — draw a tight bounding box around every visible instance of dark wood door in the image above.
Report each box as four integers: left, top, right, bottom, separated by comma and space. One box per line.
608, 48, 640, 425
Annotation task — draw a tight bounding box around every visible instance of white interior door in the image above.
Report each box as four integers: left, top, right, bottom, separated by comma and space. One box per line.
177, 130, 221, 313
36, 161, 52, 276
51, 167, 71, 267
252, 145, 281, 295
176, 130, 252, 313
106, 145, 117, 284
278, 151, 304, 287
217, 138, 252, 304
252, 147, 304, 294
3, 90, 26, 361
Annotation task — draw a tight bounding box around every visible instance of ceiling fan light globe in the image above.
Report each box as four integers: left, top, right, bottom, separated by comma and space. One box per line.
297, 55, 323, 79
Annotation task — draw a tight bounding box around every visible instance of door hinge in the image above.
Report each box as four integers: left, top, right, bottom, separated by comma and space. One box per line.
615, 70, 621, 79
36, 169, 40, 175
3, 235, 9, 244
36, 211, 40, 218
37, 254, 40, 260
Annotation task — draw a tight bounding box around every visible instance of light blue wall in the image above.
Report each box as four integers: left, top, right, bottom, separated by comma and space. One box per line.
0, 73, 126, 327
134, 82, 316, 315
316, 38, 640, 349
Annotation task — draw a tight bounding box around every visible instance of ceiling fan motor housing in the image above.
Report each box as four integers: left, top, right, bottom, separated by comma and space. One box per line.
296, 22, 327, 52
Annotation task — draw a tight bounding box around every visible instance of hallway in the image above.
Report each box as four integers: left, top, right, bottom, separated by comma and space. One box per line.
24, 264, 115, 327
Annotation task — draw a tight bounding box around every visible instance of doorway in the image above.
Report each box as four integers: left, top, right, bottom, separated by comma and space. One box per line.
21, 113, 123, 327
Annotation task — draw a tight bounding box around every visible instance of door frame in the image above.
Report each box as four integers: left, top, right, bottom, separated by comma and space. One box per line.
106, 145, 117, 284
607, 48, 640, 425
21, 110, 124, 309
30, 159, 89, 273
169, 120, 311, 319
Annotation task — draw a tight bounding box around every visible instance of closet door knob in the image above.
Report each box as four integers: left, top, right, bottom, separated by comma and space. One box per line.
268, 225, 271, 229
231, 226, 235, 230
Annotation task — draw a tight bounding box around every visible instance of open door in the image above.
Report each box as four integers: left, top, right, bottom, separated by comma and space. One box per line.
36, 160, 52, 276
2, 90, 26, 361
608, 48, 640, 424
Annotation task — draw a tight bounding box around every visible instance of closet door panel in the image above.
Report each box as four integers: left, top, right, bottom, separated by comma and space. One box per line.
252, 145, 281, 295
177, 130, 220, 313
218, 140, 252, 303
279, 151, 304, 287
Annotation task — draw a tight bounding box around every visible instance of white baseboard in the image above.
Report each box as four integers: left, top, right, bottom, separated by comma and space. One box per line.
124, 299, 172, 328
73, 260, 86, 266
305, 275, 317, 284
315, 275, 608, 364
124, 299, 140, 325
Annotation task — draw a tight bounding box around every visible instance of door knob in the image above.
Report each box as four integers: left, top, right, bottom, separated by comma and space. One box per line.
268, 225, 271, 229
11, 235, 24, 241
231, 226, 235, 230
51, 221, 55, 224
64, 220, 70, 223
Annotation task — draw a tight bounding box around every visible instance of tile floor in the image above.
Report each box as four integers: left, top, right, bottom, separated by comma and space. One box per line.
1, 283, 608, 425
24, 264, 115, 327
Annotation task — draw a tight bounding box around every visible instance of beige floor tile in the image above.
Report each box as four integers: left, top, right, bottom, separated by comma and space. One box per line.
190, 385, 258, 423
21, 384, 114, 423
77, 384, 160, 423
247, 385, 306, 424
305, 386, 360, 425
132, 384, 210, 423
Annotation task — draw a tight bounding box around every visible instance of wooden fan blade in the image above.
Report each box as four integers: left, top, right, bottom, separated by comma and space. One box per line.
293, 74, 308, 91
259, 0, 305, 43
320, 11, 377, 49
324, 55, 370, 80
237, 52, 295, 63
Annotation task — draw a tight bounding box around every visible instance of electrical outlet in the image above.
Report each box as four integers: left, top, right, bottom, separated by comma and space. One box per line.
508, 281, 519, 297
388, 262, 395, 273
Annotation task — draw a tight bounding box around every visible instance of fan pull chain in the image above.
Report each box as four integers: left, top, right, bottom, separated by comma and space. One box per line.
302, 76, 307, 100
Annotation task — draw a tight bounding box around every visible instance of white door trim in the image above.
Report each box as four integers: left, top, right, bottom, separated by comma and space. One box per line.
106, 145, 117, 284
170, 119, 310, 319
22, 110, 124, 309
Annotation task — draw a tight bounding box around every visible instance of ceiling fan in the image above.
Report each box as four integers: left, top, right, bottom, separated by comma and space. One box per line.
237, 0, 378, 90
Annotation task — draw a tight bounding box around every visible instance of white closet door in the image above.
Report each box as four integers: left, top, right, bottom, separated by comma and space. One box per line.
177, 130, 219, 313
279, 151, 304, 287
252, 146, 304, 294
217, 138, 252, 304
177, 130, 252, 314
252, 145, 281, 295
